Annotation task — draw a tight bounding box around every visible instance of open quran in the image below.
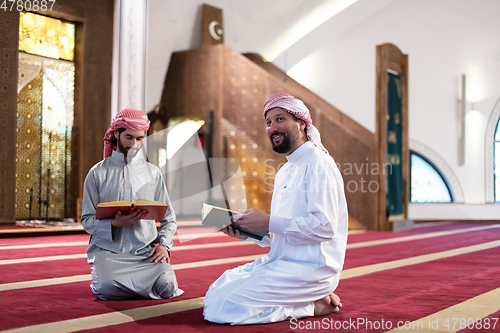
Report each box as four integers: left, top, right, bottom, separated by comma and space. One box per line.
96, 199, 168, 221
201, 203, 268, 241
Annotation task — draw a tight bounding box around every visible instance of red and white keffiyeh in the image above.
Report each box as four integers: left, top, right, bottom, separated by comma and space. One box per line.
103, 108, 150, 159
263, 93, 328, 154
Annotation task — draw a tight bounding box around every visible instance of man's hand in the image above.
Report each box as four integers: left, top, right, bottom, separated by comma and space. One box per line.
235, 208, 270, 232
149, 245, 170, 263
221, 225, 248, 240
111, 210, 148, 227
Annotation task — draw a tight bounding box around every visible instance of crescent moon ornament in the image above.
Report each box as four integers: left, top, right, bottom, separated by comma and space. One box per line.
208, 21, 223, 41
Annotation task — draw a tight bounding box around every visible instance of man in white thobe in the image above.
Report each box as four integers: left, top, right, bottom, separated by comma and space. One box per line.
81, 108, 183, 300
203, 93, 348, 325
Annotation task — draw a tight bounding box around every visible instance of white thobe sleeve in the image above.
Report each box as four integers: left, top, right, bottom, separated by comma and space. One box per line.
81, 169, 114, 241
243, 234, 271, 247
155, 173, 177, 251
268, 159, 339, 245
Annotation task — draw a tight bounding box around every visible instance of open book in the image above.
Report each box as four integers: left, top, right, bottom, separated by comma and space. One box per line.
201, 203, 268, 241
96, 199, 168, 221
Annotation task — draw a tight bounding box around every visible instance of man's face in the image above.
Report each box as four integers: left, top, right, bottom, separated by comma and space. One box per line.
115, 129, 145, 158
265, 108, 305, 154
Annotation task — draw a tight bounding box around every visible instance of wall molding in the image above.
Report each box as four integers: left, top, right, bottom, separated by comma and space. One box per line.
409, 203, 500, 220
484, 96, 500, 203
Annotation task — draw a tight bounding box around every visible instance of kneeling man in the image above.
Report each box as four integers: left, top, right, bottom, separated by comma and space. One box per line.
81, 108, 183, 300
203, 93, 348, 324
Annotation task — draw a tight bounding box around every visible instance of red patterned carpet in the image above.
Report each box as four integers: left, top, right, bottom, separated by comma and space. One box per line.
1, 221, 499, 333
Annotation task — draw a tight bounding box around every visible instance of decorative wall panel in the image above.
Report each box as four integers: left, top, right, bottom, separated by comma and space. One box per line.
16, 55, 75, 220
16, 72, 43, 219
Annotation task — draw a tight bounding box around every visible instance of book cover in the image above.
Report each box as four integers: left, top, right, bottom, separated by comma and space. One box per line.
201, 203, 268, 241
96, 199, 168, 221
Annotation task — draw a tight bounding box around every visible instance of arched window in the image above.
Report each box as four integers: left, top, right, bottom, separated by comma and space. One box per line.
494, 120, 500, 202
410, 152, 453, 203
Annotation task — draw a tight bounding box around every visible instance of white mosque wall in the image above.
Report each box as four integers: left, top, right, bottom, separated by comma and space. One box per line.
285, 0, 500, 211
142, 0, 500, 218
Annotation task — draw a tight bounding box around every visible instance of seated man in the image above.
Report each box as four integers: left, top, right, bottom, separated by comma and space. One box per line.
81, 108, 183, 300
203, 93, 348, 325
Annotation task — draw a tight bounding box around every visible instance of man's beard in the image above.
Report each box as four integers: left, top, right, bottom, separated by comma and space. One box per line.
270, 131, 292, 154
117, 137, 140, 158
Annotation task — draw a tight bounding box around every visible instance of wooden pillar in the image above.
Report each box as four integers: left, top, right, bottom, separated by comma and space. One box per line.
0, 11, 19, 223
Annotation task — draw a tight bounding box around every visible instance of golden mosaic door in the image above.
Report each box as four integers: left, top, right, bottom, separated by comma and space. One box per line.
15, 12, 75, 221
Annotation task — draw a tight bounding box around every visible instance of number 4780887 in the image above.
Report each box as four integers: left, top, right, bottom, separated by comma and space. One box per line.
1, 0, 56, 12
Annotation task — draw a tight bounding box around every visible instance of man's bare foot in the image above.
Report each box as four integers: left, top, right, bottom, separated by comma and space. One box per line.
313, 293, 342, 317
